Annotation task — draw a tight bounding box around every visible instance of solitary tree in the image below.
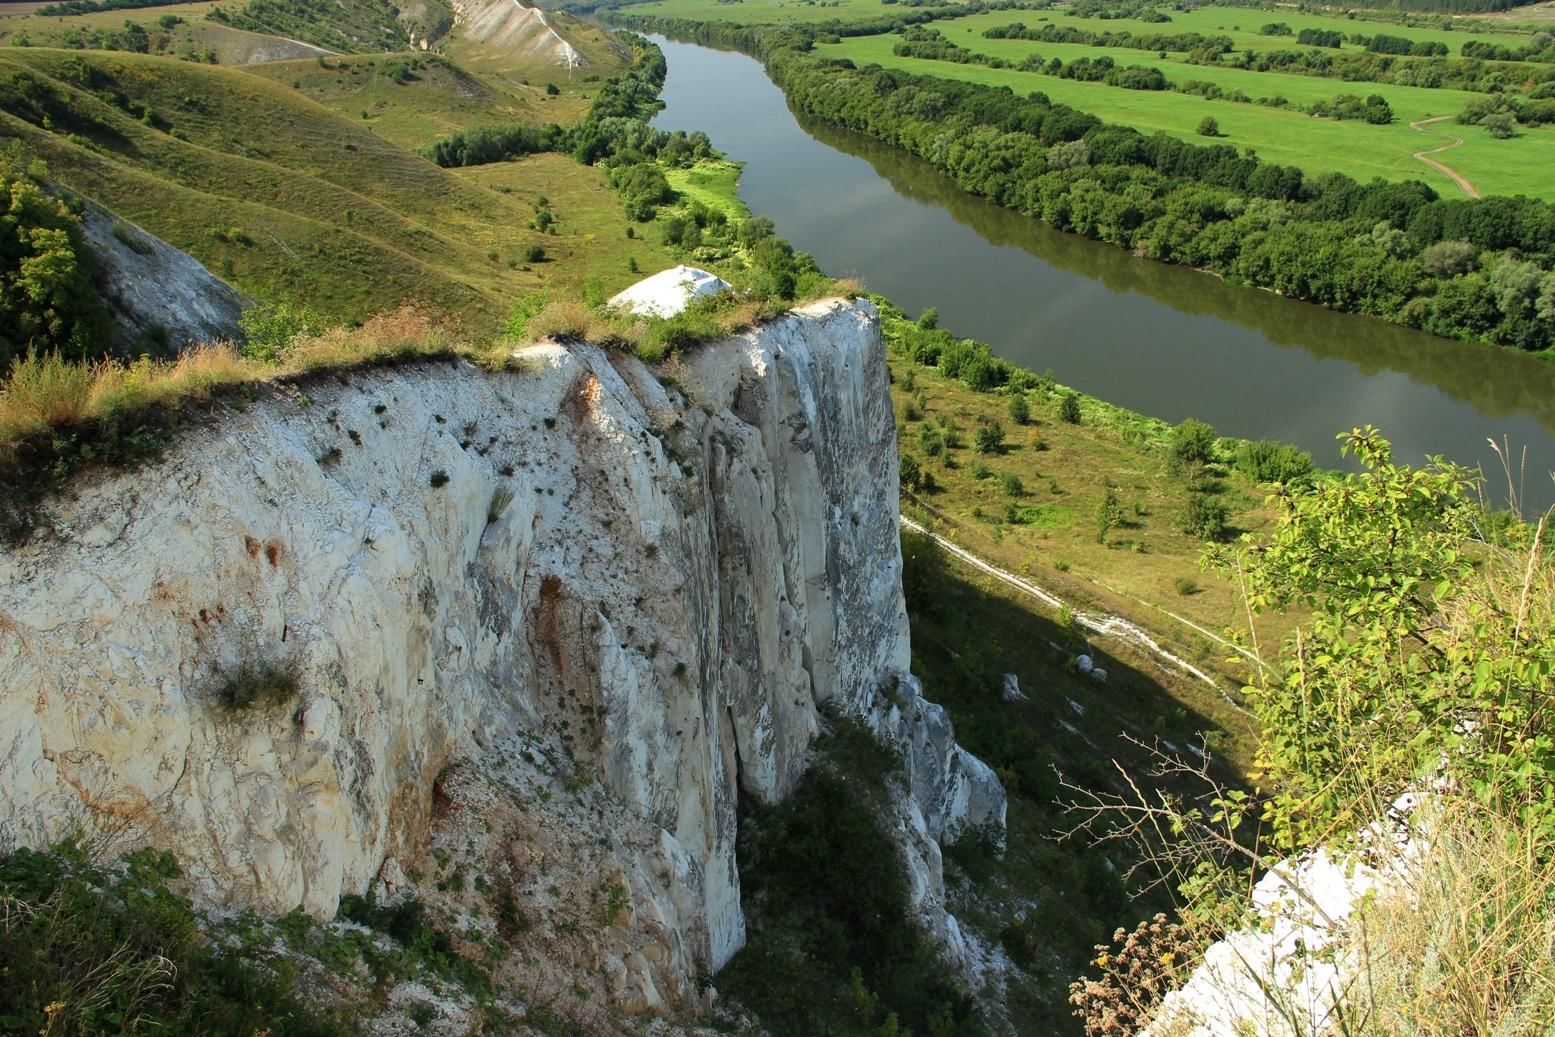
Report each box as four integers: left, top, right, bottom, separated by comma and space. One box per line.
974, 420, 1006, 454
1483, 113, 1516, 139
1008, 393, 1031, 425
1095, 488, 1123, 544
1197, 116, 1220, 137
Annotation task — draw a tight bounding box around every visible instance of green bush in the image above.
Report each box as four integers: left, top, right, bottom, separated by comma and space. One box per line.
1, 149, 113, 371
1008, 393, 1030, 425
1169, 418, 1217, 471
974, 420, 1006, 454
0, 844, 357, 1037
1178, 491, 1230, 541
1058, 392, 1081, 424
1232, 428, 1555, 851
900, 453, 923, 492
1234, 439, 1315, 485
238, 300, 323, 363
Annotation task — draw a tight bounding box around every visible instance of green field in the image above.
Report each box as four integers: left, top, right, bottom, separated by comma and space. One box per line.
816, 32, 1555, 198
610, 0, 910, 24
627, 0, 1535, 45
953, 4, 1534, 53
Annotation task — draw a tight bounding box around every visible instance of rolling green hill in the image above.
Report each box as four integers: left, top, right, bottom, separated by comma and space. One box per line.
0, 46, 668, 330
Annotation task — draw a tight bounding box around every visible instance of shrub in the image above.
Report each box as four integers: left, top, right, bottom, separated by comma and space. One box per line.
1095, 488, 1122, 544
918, 425, 945, 458
1196, 116, 1219, 137
974, 420, 1006, 454
899, 453, 923, 492
1001, 471, 1024, 497
1168, 418, 1217, 471
1008, 393, 1030, 425
1058, 392, 1082, 424
1483, 112, 1516, 138
1231, 427, 1555, 847
429, 469, 450, 488
239, 300, 324, 363
522, 243, 546, 263
1069, 913, 1201, 1037
0, 845, 357, 1037
215, 662, 298, 711
1233, 439, 1315, 485
1172, 575, 1198, 596
1178, 491, 1229, 541
1, 150, 113, 370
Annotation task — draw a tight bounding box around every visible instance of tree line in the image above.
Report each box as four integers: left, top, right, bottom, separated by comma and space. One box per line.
615, 15, 1555, 353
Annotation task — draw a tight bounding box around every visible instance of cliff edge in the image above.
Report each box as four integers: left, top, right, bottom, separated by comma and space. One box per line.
0, 298, 1003, 1017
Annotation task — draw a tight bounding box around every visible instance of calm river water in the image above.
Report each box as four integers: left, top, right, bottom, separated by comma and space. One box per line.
647, 35, 1555, 511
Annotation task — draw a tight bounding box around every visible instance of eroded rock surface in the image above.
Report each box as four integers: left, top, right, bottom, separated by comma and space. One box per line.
0, 298, 1002, 1012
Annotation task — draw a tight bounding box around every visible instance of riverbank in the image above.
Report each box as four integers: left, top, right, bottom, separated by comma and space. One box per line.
627, 14, 1555, 347
635, 29, 1555, 512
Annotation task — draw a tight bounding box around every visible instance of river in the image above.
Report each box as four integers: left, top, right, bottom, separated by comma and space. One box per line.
646, 35, 1555, 512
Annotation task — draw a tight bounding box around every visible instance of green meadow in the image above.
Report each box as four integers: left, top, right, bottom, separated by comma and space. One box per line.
817, 32, 1555, 198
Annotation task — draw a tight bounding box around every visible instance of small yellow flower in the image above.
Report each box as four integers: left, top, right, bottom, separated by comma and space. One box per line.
1160, 951, 1176, 966
1094, 953, 1110, 968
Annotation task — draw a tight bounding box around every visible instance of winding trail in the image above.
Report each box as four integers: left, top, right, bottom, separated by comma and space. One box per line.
899, 516, 1254, 717
1410, 116, 1481, 199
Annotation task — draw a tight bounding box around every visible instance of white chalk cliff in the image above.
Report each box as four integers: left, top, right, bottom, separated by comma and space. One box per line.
0, 298, 1004, 1013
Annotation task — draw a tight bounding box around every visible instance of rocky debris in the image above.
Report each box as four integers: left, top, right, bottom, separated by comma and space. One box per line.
1001, 672, 1027, 702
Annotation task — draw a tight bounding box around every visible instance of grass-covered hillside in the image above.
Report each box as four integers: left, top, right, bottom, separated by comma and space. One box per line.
0, 46, 644, 331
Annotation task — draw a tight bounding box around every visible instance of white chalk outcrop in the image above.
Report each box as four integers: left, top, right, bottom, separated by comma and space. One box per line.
80, 202, 248, 355
452, 0, 588, 68
610, 266, 732, 320
1148, 807, 1423, 1037
0, 298, 1002, 1013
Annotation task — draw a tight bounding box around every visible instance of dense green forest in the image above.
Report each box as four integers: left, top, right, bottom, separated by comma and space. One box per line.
615, 14, 1555, 353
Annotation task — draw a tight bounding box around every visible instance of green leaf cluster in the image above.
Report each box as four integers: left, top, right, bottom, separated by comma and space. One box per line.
1, 147, 112, 372
1233, 426, 1555, 850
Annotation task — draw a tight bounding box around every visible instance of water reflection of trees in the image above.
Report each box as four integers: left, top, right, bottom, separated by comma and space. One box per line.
796, 110, 1555, 432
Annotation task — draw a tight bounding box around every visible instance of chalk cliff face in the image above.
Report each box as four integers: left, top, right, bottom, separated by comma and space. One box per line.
0, 299, 1003, 1011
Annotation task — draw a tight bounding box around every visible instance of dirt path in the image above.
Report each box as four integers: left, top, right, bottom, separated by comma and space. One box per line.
1410, 115, 1481, 199
900, 516, 1254, 716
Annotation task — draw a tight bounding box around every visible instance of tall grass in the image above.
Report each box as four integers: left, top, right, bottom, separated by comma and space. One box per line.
0, 345, 252, 445
1352, 795, 1555, 1036
0, 307, 464, 450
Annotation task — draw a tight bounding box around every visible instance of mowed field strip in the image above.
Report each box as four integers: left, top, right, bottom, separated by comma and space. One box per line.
815, 29, 1555, 200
